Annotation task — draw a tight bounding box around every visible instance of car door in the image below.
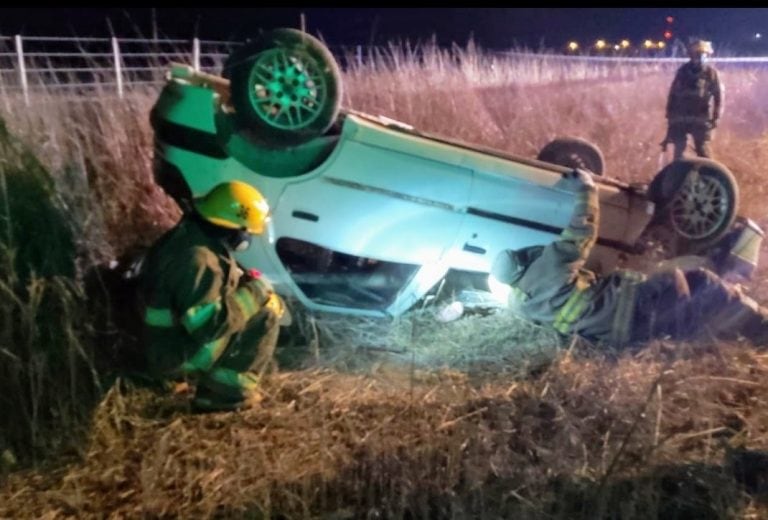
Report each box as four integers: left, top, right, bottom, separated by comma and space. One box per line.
447, 153, 575, 274
269, 133, 472, 315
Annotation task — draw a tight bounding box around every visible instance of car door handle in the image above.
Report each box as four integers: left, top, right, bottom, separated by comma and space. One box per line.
292, 210, 319, 222
463, 243, 486, 255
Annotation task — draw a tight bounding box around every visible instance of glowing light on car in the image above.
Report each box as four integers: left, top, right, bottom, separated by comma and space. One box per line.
487, 273, 512, 305
644, 39, 655, 49
658, 41, 666, 49
265, 215, 275, 245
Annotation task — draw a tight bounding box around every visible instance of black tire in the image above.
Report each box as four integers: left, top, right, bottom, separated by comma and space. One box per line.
537, 137, 605, 175
224, 28, 342, 147
647, 158, 739, 250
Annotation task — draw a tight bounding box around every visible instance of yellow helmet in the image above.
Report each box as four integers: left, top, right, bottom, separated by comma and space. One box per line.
193, 181, 270, 234
689, 39, 714, 55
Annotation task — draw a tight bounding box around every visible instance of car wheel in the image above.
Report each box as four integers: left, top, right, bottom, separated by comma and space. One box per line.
647, 158, 739, 251
537, 137, 605, 175
224, 28, 342, 147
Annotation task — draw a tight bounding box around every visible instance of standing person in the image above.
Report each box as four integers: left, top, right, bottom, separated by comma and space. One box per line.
490, 169, 768, 348
141, 180, 286, 412
662, 39, 723, 160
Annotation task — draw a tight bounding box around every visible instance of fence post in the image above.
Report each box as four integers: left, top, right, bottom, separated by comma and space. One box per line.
111, 37, 123, 99
356, 45, 363, 67
192, 37, 201, 72
14, 35, 29, 107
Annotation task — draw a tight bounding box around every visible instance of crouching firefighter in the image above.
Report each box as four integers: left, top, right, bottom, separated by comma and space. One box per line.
140, 180, 287, 412
490, 168, 768, 348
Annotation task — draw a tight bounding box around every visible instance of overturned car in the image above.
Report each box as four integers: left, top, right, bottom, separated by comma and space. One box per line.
150, 28, 762, 318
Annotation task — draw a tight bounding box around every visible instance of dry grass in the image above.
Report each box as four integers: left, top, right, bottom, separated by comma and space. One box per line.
2, 343, 768, 518
308, 309, 562, 376
0, 90, 179, 257
2, 43, 768, 518
0, 117, 105, 466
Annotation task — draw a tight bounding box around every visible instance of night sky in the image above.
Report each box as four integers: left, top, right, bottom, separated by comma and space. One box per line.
1, 8, 767, 51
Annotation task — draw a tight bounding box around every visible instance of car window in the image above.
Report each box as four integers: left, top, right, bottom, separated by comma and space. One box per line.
276, 237, 419, 310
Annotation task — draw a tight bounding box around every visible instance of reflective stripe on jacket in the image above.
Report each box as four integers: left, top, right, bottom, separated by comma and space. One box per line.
505, 178, 646, 344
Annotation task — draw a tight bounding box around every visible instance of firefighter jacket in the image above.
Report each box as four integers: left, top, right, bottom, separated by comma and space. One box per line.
140, 215, 273, 377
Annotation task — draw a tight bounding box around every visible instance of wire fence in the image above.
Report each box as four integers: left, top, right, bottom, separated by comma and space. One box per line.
2, 35, 768, 104
0, 35, 239, 103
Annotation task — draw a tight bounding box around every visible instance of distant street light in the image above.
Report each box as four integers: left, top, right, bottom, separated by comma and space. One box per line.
620, 39, 630, 48
658, 41, 666, 49
567, 41, 579, 51
644, 39, 655, 49
595, 39, 607, 50
756, 33, 763, 40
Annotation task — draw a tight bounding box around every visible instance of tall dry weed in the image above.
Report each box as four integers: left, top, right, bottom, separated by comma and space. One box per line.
0, 116, 104, 465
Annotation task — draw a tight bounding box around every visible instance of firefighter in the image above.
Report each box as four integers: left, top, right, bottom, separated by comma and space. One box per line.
490, 169, 768, 347
662, 39, 723, 160
140, 180, 286, 412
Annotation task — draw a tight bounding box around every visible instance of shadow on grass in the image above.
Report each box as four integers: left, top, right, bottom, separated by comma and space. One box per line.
207, 452, 766, 519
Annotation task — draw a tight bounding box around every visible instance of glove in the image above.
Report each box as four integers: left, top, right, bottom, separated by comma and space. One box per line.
562, 168, 595, 191
264, 292, 286, 320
